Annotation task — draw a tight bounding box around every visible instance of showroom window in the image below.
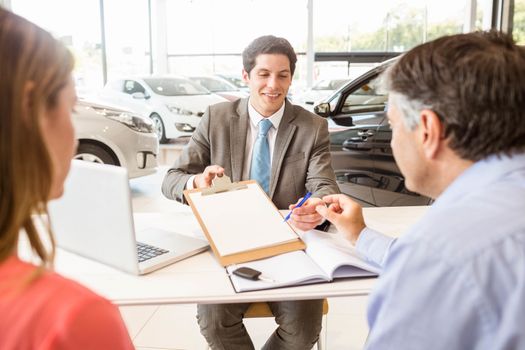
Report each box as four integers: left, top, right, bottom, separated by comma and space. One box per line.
9, 0, 522, 92
103, 0, 151, 82
165, 0, 308, 80
11, 0, 104, 94
514, 0, 525, 44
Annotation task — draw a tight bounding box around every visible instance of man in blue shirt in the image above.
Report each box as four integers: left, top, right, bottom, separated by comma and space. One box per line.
316, 31, 525, 349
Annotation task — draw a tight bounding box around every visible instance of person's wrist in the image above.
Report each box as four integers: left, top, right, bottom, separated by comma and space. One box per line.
350, 224, 366, 244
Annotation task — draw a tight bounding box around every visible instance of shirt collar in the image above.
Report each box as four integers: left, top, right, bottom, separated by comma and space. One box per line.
247, 99, 285, 130
433, 152, 525, 209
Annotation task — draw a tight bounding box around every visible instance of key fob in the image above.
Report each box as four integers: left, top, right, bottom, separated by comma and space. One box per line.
232, 267, 262, 280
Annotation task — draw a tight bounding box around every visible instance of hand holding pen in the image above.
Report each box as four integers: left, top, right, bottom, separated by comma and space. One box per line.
284, 192, 326, 231
283, 192, 312, 222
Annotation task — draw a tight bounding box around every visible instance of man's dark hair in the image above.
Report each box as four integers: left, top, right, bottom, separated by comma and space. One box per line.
386, 30, 525, 161
242, 35, 297, 76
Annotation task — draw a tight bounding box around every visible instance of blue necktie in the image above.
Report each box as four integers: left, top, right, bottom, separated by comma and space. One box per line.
250, 119, 273, 194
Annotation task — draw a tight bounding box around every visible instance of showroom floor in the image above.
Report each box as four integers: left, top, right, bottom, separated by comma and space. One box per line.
120, 144, 370, 350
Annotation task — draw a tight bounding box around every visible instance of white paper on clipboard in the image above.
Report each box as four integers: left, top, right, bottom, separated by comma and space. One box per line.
186, 182, 299, 256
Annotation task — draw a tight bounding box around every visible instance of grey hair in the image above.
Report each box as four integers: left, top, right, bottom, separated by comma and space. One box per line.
382, 63, 431, 130
388, 92, 432, 130
380, 31, 525, 161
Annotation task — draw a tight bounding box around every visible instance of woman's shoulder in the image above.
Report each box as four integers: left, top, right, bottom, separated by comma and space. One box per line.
36, 268, 115, 316
41, 271, 134, 348
1, 257, 114, 321
1, 258, 133, 349
0, 257, 101, 303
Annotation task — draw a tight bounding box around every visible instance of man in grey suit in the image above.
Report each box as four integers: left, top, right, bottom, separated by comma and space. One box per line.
162, 35, 339, 350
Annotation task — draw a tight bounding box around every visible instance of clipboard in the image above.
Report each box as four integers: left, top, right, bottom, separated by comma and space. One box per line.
183, 176, 306, 266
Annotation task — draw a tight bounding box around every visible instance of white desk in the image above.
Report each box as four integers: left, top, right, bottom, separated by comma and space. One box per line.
49, 206, 427, 306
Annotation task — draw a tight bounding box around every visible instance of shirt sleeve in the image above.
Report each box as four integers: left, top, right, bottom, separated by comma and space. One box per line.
356, 227, 396, 268
364, 240, 487, 350
52, 296, 134, 350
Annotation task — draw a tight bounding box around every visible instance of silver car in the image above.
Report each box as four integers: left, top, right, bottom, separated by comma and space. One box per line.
73, 100, 159, 178
99, 76, 228, 143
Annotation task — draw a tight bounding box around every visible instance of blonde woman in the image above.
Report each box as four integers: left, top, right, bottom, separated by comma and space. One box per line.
0, 9, 133, 349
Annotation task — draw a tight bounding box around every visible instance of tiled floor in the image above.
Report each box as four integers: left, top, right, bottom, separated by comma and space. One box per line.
120, 145, 370, 350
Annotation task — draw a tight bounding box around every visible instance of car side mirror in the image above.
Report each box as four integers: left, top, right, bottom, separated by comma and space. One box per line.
314, 102, 331, 118
132, 92, 149, 100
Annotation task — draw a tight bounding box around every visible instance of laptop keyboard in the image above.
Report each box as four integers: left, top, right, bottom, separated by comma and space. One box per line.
136, 242, 169, 262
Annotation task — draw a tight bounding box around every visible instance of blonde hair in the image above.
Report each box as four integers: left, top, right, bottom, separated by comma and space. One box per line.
0, 8, 74, 267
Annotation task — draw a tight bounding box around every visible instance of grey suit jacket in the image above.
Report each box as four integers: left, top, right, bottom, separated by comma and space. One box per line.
161, 98, 339, 209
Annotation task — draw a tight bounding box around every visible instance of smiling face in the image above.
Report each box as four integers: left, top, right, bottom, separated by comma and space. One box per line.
242, 53, 292, 117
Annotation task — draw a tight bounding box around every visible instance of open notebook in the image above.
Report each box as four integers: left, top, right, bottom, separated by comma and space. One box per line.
226, 230, 381, 292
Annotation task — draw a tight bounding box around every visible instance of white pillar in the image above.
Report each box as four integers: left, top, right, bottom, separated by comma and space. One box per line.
152, 0, 168, 74
1, 0, 12, 9
491, 0, 514, 33
463, 0, 477, 33
306, 0, 314, 88
499, 0, 513, 33
481, 0, 493, 30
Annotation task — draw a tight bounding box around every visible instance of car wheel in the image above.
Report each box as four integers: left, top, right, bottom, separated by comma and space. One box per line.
74, 143, 118, 165
151, 113, 167, 143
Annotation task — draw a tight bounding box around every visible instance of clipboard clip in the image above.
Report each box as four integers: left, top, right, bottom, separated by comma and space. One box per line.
201, 175, 248, 196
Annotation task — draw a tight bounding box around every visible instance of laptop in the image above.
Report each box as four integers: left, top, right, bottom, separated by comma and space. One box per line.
48, 160, 209, 275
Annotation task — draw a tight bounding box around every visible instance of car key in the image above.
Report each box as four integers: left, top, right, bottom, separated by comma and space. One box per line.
232, 267, 274, 283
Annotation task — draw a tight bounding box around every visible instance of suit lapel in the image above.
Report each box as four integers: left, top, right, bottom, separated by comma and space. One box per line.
270, 100, 297, 197
230, 98, 249, 182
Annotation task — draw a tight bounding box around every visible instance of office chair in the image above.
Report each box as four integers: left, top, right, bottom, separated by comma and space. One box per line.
206, 299, 329, 350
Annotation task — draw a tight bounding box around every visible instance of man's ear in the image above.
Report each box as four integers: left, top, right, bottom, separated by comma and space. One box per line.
419, 109, 443, 159
241, 69, 250, 84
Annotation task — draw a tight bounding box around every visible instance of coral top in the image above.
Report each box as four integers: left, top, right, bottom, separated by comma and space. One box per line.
0, 256, 134, 350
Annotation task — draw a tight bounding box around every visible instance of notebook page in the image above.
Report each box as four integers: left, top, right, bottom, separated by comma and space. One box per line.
226, 250, 328, 292
302, 230, 381, 279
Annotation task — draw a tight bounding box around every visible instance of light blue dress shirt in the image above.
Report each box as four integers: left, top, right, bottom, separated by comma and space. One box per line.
357, 153, 525, 350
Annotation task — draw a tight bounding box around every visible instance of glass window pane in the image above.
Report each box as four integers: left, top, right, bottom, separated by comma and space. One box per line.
514, 0, 525, 44
165, 0, 307, 76
11, 0, 103, 94
341, 76, 387, 114
103, 0, 151, 81
314, 0, 465, 53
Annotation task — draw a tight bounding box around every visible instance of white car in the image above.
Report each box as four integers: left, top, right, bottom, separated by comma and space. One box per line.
73, 100, 158, 178
100, 76, 228, 143
189, 75, 248, 102
215, 73, 250, 94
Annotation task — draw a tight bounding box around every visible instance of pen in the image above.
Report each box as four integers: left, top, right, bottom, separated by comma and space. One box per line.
283, 192, 312, 222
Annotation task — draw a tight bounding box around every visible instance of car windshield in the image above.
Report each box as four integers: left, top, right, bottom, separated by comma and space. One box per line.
143, 78, 210, 96
192, 77, 237, 92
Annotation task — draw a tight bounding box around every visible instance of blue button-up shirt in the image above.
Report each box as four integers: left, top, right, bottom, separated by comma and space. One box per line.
357, 153, 525, 350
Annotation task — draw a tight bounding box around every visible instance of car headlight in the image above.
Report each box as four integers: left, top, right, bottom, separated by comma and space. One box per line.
166, 104, 194, 116
105, 111, 154, 133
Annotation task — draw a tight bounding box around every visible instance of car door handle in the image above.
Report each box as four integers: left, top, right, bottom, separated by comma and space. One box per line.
357, 130, 375, 137
343, 139, 373, 150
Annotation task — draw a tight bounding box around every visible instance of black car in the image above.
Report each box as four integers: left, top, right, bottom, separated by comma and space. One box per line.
314, 59, 431, 207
